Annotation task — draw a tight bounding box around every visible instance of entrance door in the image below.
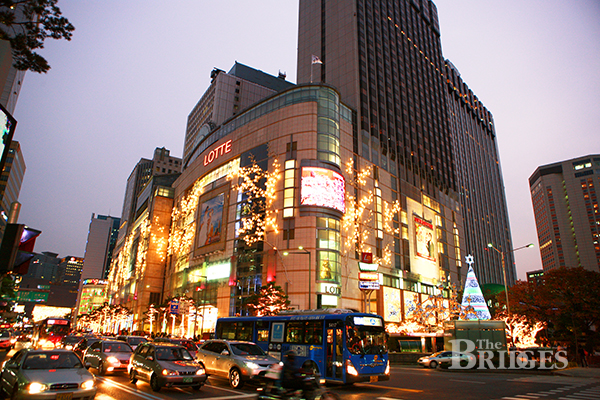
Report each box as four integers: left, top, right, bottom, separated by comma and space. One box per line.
325, 326, 343, 380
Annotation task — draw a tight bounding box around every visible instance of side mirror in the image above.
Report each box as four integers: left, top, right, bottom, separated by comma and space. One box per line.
220, 350, 230, 356
147, 356, 154, 361
5, 362, 17, 370
84, 362, 92, 369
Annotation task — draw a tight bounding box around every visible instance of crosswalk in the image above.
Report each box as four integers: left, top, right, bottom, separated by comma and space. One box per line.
496, 376, 600, 400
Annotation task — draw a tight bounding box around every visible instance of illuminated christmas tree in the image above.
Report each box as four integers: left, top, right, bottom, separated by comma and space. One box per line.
461, 255, 491, 320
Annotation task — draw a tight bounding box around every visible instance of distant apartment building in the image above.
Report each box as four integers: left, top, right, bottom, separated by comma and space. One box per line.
529, 155, 600, 272
526, 269, 544, 285
0, 140, 25, 241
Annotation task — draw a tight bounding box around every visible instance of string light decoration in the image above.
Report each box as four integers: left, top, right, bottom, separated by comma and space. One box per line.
228, 157, 281, 247
341, 158, 402, 268
500, 312, 546, 348
385, 283, 476, 335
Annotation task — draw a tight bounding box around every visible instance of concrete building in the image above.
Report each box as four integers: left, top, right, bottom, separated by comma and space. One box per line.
529, 155, 600, 272
108, 174, 179, 329
118, 147, 182, 244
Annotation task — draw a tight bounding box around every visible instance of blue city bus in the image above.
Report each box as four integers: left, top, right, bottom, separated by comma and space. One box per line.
215, 309, 390, 384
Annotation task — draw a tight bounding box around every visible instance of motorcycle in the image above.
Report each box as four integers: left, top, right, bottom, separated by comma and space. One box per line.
257, 364, 340, 400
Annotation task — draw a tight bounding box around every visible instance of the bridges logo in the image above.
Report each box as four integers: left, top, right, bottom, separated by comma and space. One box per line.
448, 339, 568, 370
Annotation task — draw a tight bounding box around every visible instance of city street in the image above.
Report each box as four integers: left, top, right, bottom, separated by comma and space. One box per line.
2, 349, 600, 400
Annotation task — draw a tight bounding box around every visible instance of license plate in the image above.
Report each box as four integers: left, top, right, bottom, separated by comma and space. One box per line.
370, 376, 378, 382
183, 377, 193, 383
57, 393, 73, 400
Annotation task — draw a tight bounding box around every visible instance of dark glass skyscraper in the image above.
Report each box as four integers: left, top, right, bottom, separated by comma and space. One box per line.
298, 0, 514, 285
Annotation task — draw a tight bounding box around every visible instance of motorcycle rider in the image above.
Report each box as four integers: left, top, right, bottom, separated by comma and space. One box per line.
281, 350, 305, 394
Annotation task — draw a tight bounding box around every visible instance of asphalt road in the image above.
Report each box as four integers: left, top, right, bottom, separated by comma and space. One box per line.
2, 347, 600, 400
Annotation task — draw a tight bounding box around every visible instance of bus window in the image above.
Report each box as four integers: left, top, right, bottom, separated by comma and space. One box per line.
305, 321, 323, 345
217, 321, 254, 341
256, 321, 269, 342
286, 321, 304, 343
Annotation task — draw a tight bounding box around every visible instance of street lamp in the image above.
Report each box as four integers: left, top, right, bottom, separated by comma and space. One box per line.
486, 243, 534, 315
283, 246, 312, 310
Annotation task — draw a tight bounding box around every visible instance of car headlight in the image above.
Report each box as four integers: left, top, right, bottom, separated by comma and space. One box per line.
107, 356, 119, 364
65, 345, 73, 350
28, 382, 48, 394
195, 367, 205, 375
245, 362, 259, 370
421, 358, 429, 362
81, 380, 95, 390
38, 339, 47, 345
162, 369, 178, 376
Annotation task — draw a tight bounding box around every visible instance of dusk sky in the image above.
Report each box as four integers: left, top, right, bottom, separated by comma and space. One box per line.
11, 1, 599, 280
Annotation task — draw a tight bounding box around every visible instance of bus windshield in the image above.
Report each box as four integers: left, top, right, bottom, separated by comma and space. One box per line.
346, 324, 387, 355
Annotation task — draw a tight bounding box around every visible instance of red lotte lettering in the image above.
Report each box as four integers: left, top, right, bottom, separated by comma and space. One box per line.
203, 140, 232, 166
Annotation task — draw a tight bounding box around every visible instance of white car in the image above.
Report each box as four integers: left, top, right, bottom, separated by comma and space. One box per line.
417, 351, 475, 368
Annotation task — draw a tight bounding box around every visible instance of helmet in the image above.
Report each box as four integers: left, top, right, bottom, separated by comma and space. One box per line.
284, 350, 296, 362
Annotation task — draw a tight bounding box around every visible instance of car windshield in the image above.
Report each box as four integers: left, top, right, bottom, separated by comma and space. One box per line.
63, 336, 82, 344
230, 343, 266, 356
128, 337, 146, 345
23, 352, 83, 369
0, 331, 10, 338
103, 343, 132, 353
156, 347, 193, 361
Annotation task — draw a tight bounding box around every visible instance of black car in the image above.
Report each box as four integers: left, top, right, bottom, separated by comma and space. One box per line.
60, 335, 83, 350
72, 336, 102, 359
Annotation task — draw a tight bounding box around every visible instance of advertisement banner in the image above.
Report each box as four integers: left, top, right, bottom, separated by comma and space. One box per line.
414, 216, 436, 262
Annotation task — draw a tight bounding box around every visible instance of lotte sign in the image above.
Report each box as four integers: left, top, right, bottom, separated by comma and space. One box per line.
204, 140, 232, 166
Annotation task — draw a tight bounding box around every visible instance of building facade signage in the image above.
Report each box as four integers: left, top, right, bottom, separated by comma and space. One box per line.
358, 272, 378, 281
203, 139, 232, 166
319, 283, 341, 296
359, 281, 380, 290
358, 262, 378, 272
360, 252, 373, 263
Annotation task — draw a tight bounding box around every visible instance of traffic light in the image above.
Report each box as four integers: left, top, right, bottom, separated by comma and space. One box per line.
0, 223, 41, 275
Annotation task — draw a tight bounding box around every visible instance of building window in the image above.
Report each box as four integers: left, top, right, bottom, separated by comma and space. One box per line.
316, 217, 341, 283
283, 159, 296, 218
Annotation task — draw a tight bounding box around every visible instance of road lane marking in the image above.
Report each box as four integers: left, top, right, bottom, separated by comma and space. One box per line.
98, 376, 256, 400
355, 383, 422, 393
96, 377, 164, 400
449, 379, 485, 385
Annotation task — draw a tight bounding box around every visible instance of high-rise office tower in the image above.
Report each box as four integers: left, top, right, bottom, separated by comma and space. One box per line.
80, 214, 120, 281
529, 155, 600, 272
445, 62, 515, 285
297, 0, 514, 285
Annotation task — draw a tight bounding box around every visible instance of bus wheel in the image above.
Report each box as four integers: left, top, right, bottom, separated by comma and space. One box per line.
302, 360, 319, 376
229, 368, 244, 389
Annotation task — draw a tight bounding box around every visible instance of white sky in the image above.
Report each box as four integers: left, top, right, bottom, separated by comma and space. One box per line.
12, 1, 600, 280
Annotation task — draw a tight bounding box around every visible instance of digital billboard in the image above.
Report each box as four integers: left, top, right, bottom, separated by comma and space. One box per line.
0, 103, 16, 175
300, 167, 345, 213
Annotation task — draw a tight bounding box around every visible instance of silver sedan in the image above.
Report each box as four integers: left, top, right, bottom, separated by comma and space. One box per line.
196, 340, 279, 389
0, 349, 96, 399
83, 340, 133, 375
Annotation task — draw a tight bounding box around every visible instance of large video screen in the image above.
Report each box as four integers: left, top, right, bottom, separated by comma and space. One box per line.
300, 167, 345, 213
0, 104, 16, 175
